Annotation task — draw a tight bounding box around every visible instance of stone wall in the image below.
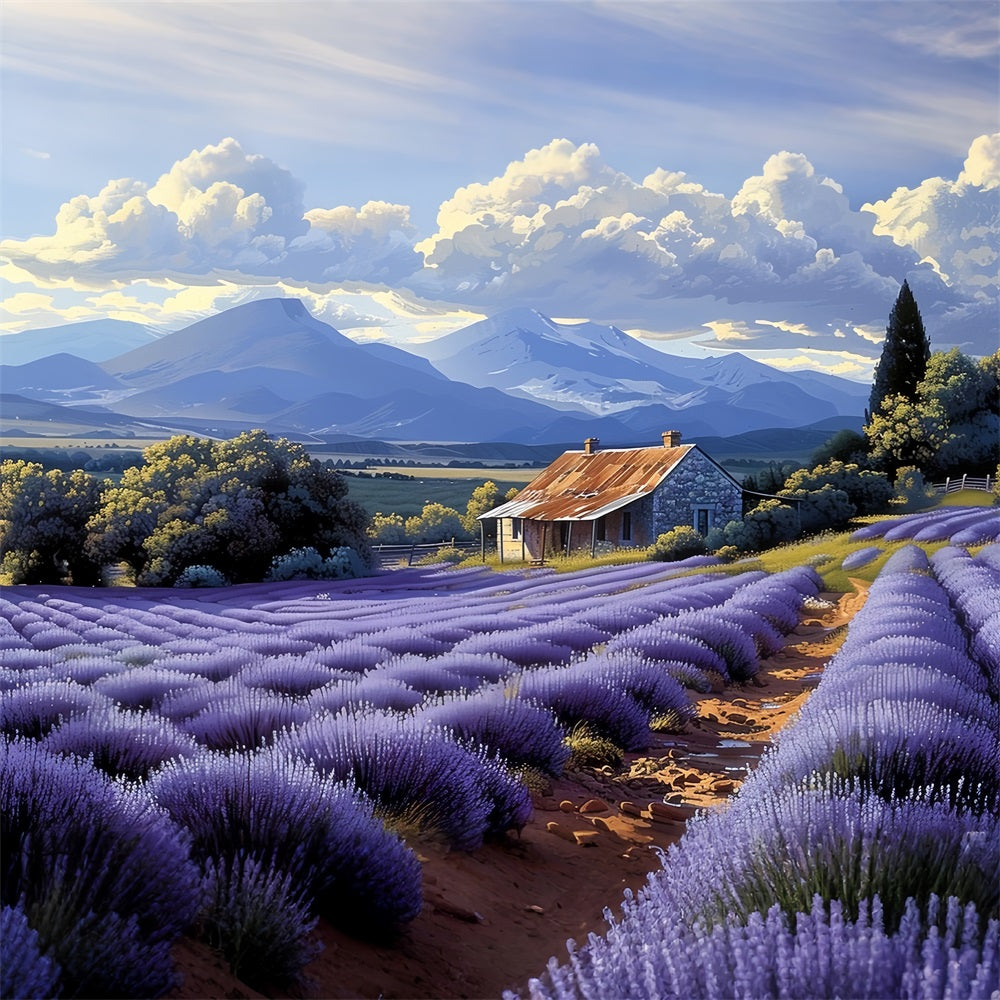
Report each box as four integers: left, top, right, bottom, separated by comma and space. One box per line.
650, 449, 741, 536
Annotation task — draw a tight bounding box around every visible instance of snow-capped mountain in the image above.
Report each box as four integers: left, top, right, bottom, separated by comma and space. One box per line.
415, 307, 867, 434
3, 299, 866, 442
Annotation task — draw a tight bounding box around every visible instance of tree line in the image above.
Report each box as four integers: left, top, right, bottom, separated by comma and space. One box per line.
0, 431, 370, 586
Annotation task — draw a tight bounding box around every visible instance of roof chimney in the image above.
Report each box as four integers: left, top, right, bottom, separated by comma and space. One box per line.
662, 430, 682, 448
584, 437, 600, 455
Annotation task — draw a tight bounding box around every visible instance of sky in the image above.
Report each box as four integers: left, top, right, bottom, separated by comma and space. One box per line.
1, 0, 998, 383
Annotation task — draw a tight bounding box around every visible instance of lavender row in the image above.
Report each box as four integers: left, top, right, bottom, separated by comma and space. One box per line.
930, 545, 1000, 696
517, 548, 998, 999
850, 505, 1000, 545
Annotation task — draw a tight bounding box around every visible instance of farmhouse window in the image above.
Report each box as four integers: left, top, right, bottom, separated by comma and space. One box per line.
596, 516, 606, 542
621, 510, 632, 541
512, 518, 522, 540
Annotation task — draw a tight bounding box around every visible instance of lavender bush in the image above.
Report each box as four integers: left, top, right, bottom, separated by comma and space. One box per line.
519, 894, 999, 1000
281, 709, 519, 849
417, 688, 570, 776
43, 705, 202, 780
148, 749, 422, 937
1, 739, 200, 998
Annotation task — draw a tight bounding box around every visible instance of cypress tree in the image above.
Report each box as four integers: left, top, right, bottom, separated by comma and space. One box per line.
867, 279, 931, 422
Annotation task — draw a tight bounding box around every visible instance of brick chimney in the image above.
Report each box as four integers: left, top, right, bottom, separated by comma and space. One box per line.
662, 430, 682, 448
584, 437, 600, 455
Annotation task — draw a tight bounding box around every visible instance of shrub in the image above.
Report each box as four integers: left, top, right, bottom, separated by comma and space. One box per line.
199, 853, 321, 991
418, 688, 570, 776
282, 710, 505, 850
723, 501, 800, 553
0, 680, 111, 740
523, 895, 999, 1000
367, 512, 407, 544
893, 466, 937, 511
265, 546, 366, 582
563, 723, 623, 770
180, 685, 311, 751
1, 739, 201, 998
148, 749, 422, 938
650, 526, 707, 562
174, 564, 230, 588
404, 503, 469, 544
516, 667, 651, 751
43, 706, 201, 780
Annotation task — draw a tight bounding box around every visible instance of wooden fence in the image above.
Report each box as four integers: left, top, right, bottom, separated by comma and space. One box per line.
931, 473, 994, 495
370, 539, 481, 569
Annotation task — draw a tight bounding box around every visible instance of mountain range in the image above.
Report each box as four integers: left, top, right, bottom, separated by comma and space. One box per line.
0, 298, 868, 444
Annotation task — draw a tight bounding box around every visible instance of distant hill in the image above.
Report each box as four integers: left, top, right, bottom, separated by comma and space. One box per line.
0, 320, 160, 366
4, 298, 867, 444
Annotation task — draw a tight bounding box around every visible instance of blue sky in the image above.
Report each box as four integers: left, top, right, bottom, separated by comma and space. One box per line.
2, 0, 998, 380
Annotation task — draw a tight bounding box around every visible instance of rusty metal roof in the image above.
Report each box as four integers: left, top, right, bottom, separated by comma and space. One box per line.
479, 444, 698, 522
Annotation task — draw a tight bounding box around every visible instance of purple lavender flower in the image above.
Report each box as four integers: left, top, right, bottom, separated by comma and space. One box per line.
148, 748, 422, 936
417, 688, 570, 775
43, 705, 202, 780
179, 683, 311, 750
2, 738, 201, 998
518, 894, 999, 1000
1, 679, 113, 740
280, 709, 502, 849
515, 666, 651, 751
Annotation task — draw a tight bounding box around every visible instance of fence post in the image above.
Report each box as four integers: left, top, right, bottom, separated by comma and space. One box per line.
962, 473, 967, 489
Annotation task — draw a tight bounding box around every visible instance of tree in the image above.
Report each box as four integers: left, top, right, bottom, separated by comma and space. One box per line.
781, 462, 893, 516
810, 429, 868, 467
461, 481, 501, 535
865, 393, 948, 478
85, 431, 370, 586
867, 280, 930, 422
865, 348, 999, 478
0, 462, 103, 584
404, 503, 468, 544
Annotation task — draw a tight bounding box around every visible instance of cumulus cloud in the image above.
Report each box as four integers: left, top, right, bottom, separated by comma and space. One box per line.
0, 138, 422, 287
862, 133, 999, 304
2, 134, 996, 361
410, 138, 960, 358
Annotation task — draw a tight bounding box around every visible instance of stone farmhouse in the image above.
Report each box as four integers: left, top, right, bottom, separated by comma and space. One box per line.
479, 431, 742, 563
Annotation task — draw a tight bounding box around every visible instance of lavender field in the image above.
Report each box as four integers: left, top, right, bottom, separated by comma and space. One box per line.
2, 505, 999, 999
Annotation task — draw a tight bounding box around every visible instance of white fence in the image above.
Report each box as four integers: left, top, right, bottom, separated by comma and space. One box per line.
932, 473, 994, 495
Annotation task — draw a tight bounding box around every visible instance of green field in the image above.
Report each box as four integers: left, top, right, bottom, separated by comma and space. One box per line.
343, 469, 532, 518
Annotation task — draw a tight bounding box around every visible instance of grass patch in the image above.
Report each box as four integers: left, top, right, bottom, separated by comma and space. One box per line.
564, 724, 623, 770
344, 473, 530, 519
937, 489, 996, 507
454, 547, 651, 574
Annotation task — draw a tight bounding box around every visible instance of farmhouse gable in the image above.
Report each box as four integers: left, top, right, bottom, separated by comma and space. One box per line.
479, 431, 742, 562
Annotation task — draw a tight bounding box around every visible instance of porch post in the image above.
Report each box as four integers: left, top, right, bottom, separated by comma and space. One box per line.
498, 519, 504, 564
591, 519, 597, 558
565, 521, 573, 555
480, 520, 485, 563
540, 522, 546, 562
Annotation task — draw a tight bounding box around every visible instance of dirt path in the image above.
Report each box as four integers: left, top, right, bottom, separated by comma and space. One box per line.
170, 584, 867, 1000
